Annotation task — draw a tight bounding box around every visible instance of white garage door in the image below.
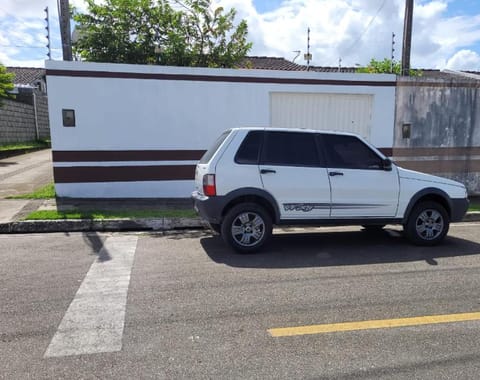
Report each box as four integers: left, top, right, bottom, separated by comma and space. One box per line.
270, 92, 373, 140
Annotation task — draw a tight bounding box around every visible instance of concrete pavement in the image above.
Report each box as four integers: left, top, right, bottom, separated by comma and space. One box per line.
0, 148, 53, 197
0, 149, 53, 223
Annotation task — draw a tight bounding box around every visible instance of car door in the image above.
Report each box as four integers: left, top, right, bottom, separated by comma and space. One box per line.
259, 131, 331, 220
319, 133, 399, 218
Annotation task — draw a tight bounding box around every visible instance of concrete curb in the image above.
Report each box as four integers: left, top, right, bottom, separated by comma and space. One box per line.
1, 213, 479, 234
0, 217, 207, 234
461, 211, 480, 222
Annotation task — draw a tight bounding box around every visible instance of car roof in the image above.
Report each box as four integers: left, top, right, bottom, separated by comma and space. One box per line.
229, 126, 361, 137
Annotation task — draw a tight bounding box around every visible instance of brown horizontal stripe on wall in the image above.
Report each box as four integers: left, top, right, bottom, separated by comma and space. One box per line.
396, 159, 480, 173
53, 148, 394, 162
392, 147, 480, 157
52, 150, 206, 162
46, 69, 396, 87
54, 165, 195, 183
377, 148, 393, 156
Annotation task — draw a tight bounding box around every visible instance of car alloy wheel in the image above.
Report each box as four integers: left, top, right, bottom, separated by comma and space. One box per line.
221, 203, 273, 253
231, 211, 266, 247
415, 209, 444, 240
405, 201, 449, 246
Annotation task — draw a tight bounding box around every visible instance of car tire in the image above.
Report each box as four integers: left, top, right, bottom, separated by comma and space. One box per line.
221, 203, 272, 253
404, 201, 449, 246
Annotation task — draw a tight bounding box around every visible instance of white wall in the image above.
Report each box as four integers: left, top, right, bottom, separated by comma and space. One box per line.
46, 60, 396, 198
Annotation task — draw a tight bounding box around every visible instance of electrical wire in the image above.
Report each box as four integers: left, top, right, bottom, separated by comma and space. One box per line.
0, 44, 60, 49
342, 0, 387, 57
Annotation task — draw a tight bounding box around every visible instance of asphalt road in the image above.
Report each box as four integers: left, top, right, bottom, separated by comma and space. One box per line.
2, 224, 480, 379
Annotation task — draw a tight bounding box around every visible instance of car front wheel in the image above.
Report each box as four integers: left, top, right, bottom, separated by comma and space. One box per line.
221, 203, 272, 253
404, 201, 449, 246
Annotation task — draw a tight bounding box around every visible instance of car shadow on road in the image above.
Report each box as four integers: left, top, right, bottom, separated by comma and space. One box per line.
200, 228, 480, 268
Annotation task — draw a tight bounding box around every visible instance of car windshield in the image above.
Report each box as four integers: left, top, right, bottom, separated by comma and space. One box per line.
199, 130, 231, 164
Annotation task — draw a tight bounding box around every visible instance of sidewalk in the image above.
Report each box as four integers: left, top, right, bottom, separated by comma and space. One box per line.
0, 195, 479, 234
0, 149, 53, 198
0, 197, 206, 233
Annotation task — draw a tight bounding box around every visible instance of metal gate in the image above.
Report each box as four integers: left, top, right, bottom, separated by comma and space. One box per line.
270, 92, 374, 139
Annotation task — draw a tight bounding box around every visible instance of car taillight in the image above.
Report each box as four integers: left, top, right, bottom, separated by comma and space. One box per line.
203, 174, 216, 196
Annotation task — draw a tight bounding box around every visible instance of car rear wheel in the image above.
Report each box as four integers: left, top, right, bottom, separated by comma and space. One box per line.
221, 203, 272, 253
404, 201, 449, 246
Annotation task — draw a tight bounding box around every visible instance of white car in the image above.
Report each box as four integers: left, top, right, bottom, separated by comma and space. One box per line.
192, 127, 469, 253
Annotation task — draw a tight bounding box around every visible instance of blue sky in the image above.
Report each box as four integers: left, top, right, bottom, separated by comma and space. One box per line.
253, 0, 284, 13
1, 0, 480, 70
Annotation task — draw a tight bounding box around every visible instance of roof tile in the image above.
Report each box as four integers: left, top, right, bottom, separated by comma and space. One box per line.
6, 67, 45, 86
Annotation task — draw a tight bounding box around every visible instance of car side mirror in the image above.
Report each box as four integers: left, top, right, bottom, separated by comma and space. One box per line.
383, 158, 392, 171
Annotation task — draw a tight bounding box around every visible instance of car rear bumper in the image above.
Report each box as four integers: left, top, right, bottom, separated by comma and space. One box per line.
191, 191, 225, 224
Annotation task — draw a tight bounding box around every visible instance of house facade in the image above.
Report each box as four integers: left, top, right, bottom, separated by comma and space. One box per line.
46, 60, 395, 198
45, 58, 480, 197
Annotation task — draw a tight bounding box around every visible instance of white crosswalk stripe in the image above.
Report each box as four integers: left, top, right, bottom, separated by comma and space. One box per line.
44, 235, 138, 357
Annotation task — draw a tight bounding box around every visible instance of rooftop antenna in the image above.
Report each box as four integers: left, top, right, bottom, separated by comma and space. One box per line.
304, 27, 312, 70
292, 50, 301, 63
338, 57, 342, 72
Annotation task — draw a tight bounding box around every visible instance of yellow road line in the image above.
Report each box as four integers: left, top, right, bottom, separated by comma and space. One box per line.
268, 311, 480, 337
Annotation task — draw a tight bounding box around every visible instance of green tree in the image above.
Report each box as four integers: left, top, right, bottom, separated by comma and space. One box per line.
73, 0, 252, 68
0, 63, 15, 106
356, 58, 422, 76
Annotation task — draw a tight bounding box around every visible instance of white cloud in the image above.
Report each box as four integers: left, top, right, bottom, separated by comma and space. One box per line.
216, 0, 480, 70
1, 0, 480, 70
446, 49, 480, 71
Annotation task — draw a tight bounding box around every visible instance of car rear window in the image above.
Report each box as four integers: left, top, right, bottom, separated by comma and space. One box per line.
235, 131, 263, 164
199, 130, 231, 164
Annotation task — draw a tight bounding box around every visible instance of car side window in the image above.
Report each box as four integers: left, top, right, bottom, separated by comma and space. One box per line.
321, 134, 383, 170
235, 131, 263, 164
260, 131, 321, 167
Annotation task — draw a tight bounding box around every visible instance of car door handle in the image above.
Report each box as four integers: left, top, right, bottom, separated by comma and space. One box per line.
329, 171, 344, 176
260, 169, 276, 174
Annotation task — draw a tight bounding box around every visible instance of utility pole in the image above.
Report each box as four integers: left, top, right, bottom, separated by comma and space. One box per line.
401, 0, 414, 76
44, 7, 51, 60
59, 0, 73, 61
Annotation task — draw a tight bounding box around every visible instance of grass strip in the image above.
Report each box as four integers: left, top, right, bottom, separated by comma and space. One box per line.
469, 204, 480, 212
7, 183, 56, 199
25, 209, 197, 220
0, 140, 50, 151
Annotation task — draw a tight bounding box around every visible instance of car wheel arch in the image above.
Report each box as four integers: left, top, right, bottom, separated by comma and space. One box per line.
402, 188, 452, 224
220, 188, 280, 224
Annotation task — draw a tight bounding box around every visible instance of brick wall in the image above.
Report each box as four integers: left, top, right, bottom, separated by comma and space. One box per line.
36, 94, 50, 140
0, 94, 50, 144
